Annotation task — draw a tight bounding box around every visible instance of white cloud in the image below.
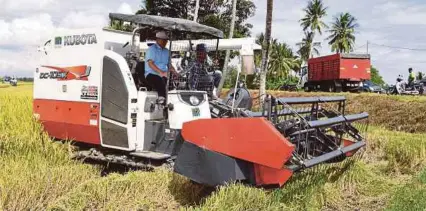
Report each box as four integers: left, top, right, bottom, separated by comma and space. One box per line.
59, 12, 108, 29
0, 48, 38, 76
0, 20, 12, 41
0, 14, 55, 47
1, 0, 56, 14
0, 0, 142, 77
117, 2, 134, 15
387, 11, 426, 25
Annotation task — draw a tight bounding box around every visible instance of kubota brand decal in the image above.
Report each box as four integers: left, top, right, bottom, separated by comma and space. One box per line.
81, 85, 98, 100
40, 65, 91, 81
64, 34, 97, 46
54, 36, 63, 48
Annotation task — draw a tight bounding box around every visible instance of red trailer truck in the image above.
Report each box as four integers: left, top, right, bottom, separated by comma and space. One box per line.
303, 53, 371, 92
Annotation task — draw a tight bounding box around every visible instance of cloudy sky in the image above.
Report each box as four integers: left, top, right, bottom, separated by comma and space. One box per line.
1, 0, 426, 84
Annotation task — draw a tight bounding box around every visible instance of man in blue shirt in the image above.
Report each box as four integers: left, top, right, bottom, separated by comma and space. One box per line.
145, 31, 178, 100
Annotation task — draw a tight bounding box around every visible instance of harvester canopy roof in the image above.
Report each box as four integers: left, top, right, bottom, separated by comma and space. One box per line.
109, 13, 224, 38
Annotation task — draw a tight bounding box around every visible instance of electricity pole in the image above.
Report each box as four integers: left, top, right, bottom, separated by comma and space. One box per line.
367, 41, 369, 54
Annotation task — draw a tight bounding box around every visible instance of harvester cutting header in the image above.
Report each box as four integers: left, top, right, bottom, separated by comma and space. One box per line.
33, 13, 369, 188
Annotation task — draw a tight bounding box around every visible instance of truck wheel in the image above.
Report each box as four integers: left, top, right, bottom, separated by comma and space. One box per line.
335, 81, 342, 93
328, 83, 335, 92
304, 83, 311, 92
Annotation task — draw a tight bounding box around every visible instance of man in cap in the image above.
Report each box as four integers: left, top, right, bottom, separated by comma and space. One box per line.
187, 43, 222, 98
144, 31, 178, 102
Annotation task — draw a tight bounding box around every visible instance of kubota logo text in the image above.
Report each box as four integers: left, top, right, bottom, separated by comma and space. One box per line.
64, 34, 97, 46
40, 65, 91, 81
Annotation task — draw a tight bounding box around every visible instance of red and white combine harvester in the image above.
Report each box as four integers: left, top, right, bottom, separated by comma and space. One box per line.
33, 13, 369, 188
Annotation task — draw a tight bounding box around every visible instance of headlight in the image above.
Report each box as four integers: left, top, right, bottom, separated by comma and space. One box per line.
189, 96, 200, 106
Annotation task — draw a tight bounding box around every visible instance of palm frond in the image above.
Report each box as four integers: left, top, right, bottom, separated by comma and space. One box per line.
327, 12, 359, 53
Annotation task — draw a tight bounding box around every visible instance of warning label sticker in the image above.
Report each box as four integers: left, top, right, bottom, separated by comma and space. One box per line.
81, 85, 98, 100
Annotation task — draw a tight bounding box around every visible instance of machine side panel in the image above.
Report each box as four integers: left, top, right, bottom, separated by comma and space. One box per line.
33, 28, 104, 144
168, 91, 211, 130
174, 141, 254, 187
101, 56, 129, 124
33, 99, 101, 145
143, 120, 166, 150
101, 120, 129, 148
181, 118, 295, 169
34, 28, 103, 102
99, 50, 139, 151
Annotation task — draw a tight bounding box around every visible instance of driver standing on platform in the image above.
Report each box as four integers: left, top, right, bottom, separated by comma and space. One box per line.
144, 31, 178, 103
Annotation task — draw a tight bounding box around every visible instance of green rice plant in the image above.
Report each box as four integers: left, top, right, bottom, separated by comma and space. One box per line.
186, 183, 283, 211
1, 83, 425, 210
0, 86, 100, 210
367, 126, 426, 174
385, 168, 426, 211
49, 168, 213, 211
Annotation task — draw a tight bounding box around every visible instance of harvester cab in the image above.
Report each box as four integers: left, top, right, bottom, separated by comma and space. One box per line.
10, 76, 17, 86
33, 13, 369, 189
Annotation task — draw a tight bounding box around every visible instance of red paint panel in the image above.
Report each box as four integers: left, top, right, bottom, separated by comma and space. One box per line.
42, 121, 66, 140
342, 139, 360, 157
33, 99, 100, 145
308, 54, 340, 82
181, 118, 295, 169
340, 58, 371, 81
254, 164, 293, 187
63, 122, 101, 144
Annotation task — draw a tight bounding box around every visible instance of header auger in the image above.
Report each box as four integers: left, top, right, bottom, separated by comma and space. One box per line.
34, 13, 368, 189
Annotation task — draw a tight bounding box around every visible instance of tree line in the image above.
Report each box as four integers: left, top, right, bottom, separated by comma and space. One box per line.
0, 77, 34, 82
109, 0, 389, 91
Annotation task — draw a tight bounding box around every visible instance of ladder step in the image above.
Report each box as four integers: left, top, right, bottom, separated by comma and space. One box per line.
130, 151, 171, 160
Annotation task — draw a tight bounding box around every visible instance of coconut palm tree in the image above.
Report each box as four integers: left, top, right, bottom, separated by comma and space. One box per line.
256, 32, 277, 49
297, 31, 321, 63
300, 0, 328, 35
259, 0, 274, 101
327, 12, 359, 53
299, 0, 327, 65
268, 43, 301, 79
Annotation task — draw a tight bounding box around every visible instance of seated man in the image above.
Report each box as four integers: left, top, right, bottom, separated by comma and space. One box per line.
144, 31, 178, 103
186, 43, 222, 98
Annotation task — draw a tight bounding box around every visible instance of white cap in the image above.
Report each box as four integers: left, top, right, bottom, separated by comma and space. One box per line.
155, 31, 169, 40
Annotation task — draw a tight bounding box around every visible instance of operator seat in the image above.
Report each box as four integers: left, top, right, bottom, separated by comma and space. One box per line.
135, 61, 153, 91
